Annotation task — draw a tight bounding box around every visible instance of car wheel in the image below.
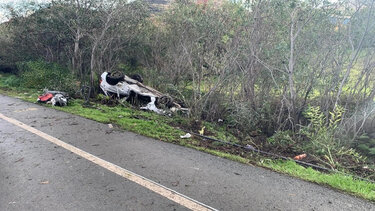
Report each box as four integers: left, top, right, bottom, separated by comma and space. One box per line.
106, 71, 125, 85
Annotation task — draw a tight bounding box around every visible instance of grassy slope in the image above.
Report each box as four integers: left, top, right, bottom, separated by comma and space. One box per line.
0, 73, 374, 202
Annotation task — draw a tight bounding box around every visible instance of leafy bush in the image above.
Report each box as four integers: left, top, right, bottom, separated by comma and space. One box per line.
17, 60, 77, 94
369, 148, 375, 156
357, 143, 370, 153
300, 106, 366, 169
354, 134, 375, 159
2, 75, 21, 87
267, 130, 296, 152
226, 102, 261, 134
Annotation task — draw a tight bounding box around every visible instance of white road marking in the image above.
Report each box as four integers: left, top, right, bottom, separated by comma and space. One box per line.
14, 107, 38, 113
0, 113, 218, 211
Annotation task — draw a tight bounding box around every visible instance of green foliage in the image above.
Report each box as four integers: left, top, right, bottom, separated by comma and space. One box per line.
357, 144, 370, 153
203, 121, 239, 143
267, 130, 295, 152
17, 60, 77, 94
96, 94, 109, 101
300, 106, 365, 169
118, 63, 144, 76
369, 148, 375, 156
301, 106, 343, 154
355, 134, 375, 159
358, 134, 371, 141
2, 75, 21, 87
1, 0, 374, 193
1, 75, 374, 202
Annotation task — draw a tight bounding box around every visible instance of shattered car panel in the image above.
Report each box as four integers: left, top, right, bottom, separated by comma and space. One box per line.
37, 90, 69, 107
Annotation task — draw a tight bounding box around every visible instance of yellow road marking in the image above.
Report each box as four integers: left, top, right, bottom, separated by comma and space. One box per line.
0, 113, 218, 211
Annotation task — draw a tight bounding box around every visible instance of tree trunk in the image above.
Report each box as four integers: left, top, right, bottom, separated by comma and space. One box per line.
288, 16, 297, 121
90, 43, 97, 95
72, 28, 81, 76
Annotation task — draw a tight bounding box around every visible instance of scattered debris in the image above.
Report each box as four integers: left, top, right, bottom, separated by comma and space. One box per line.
40, 180, 49, 184
244, 144, 255, 150
51, 94, 67, 106
171, 181, 179, 187
180, 133, 192, 139
38, 90, 69, 106
294, 153, 307, 161
108, 124, 113, 129
37, 93, 53, 102
140, 97, 164, 114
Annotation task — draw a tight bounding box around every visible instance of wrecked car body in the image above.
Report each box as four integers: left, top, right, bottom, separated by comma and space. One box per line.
100, 72, 186, 114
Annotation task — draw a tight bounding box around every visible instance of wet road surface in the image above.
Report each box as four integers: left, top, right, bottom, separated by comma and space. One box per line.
0, 94, 374, 210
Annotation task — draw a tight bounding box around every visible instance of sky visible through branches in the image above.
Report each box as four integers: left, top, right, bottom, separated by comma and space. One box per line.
0, 0, 50, 22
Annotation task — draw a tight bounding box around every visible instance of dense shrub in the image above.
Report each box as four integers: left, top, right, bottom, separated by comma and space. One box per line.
354, 134, 375, 159
17, 60, 78, 94
2, 74, 22, 87
266, 130, 296, 153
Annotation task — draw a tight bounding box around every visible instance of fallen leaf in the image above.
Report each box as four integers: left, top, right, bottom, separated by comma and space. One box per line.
199, 126, 205, 135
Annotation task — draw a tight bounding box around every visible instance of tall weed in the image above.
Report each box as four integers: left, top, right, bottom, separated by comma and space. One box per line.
300, 106, 365, 169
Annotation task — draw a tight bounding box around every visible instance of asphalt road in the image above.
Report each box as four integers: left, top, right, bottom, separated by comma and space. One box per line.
0, 94, 374, 211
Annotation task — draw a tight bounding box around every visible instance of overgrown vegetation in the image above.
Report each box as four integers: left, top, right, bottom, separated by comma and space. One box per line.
18, 60, 78, 94
1, 73, 374, 201
0, 0, 375, 198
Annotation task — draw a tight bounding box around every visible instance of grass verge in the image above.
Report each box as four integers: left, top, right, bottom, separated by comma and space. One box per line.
0, 73, 374, 202
261, 160, 375, 201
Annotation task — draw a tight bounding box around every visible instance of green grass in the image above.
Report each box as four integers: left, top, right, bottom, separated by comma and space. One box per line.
54, 100, 184, 142
1, 73, 374, 202
262, 160, 375, 201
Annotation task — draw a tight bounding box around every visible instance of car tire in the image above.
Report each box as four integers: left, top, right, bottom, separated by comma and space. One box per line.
106, 71, 125, 85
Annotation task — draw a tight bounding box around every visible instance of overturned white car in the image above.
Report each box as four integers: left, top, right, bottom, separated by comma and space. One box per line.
100, 71, 185, 114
